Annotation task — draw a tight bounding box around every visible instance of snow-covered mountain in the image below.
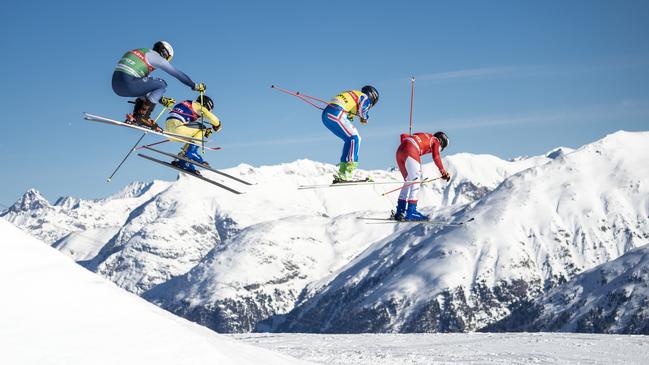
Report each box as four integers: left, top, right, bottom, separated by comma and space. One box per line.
273, 131, 649, 333
0, 218, 310, 365
131, 154, 548, 332
487, 243, 649, 334
1, 151, 543, 332
0, 181, 171, 260
4, 132, 643, 334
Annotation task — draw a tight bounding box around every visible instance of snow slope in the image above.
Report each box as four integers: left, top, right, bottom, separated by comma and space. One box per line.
232, 332, 649, 365
0, 218, 310, 365
489, 243, 649, 334
277, 131, 649, 333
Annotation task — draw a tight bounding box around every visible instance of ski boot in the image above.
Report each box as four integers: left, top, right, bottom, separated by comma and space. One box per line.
171, 159, 201, 176
184, 144, 208, 165
126, 98, 163, 132
404, 202, 429, 221
175, 144, 207, 175
333, 161, 358, 183
390, 199, 407, 221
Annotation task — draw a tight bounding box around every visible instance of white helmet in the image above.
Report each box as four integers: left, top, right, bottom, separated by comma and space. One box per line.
153, 40, 174, 61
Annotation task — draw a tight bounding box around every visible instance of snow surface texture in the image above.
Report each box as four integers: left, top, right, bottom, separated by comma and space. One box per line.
0, 219, 310, 365
232, 332, 649, 365
488, 243, 649, 333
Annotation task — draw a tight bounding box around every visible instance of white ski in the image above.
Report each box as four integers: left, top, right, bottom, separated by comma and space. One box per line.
83, 113, 220, 151
357, 217, 475, 226
138, 154, 244, 194
298, 179, 403, 190
141, 146, 255, 186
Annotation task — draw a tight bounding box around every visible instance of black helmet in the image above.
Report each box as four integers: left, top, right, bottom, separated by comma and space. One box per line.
153, 41, 174, 61
361, 85, 379, 107
196, 95, 214, 111
434, 131, 449, 151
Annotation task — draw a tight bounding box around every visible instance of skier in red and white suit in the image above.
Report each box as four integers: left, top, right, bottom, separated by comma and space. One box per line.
394, 131, 451, 221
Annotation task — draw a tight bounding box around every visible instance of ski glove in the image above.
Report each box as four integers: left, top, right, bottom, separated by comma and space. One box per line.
212, 122, 222, 132
360, 117, 368, 125
159, 96, 176, 109
440, 170, 451, 182
193, 82, 207, 92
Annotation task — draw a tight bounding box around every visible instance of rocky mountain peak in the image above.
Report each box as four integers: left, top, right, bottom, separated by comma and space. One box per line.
2, 188, 51, 215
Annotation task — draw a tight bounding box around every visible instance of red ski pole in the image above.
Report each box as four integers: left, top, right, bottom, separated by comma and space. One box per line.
271, 85, 363, 118
295, 91, 330, 105
271, 85, 329, 104
409, 77, 415, 135
271, 85, 327, 110
381, 176, 442, 196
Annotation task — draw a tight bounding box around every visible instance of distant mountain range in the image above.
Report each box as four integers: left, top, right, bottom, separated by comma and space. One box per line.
3, 131, 648, 334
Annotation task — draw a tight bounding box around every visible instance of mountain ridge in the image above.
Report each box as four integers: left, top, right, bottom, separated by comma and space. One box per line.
3, 130, 647, 333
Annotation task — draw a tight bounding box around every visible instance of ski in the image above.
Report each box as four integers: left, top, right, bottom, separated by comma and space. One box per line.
357, 217, 475, 226
298, 179, 402, 190
83, 113, 221, 151
141, 146, 254, 186
138, 154, 244, 194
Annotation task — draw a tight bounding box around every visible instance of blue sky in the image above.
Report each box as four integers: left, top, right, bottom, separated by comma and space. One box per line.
0, 0, 648, 206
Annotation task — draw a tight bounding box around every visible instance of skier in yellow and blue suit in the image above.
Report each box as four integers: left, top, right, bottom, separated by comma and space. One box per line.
165, 95, 222, 175
322, 85, 379, 182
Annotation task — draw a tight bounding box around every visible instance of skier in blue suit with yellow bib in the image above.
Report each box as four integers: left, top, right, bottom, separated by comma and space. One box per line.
321, 85, 379, 182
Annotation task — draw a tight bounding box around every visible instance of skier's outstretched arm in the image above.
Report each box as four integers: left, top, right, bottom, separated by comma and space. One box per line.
147, 51, 196, 89
431, 141, 450, 180
431, 140, 447, 172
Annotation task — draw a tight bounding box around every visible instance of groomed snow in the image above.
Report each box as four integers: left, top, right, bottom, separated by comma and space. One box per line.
0, 219, 311, 365
232, 332, 649, 365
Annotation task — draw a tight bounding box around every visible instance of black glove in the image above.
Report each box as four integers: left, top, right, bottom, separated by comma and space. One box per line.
193, 82, 207, 92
